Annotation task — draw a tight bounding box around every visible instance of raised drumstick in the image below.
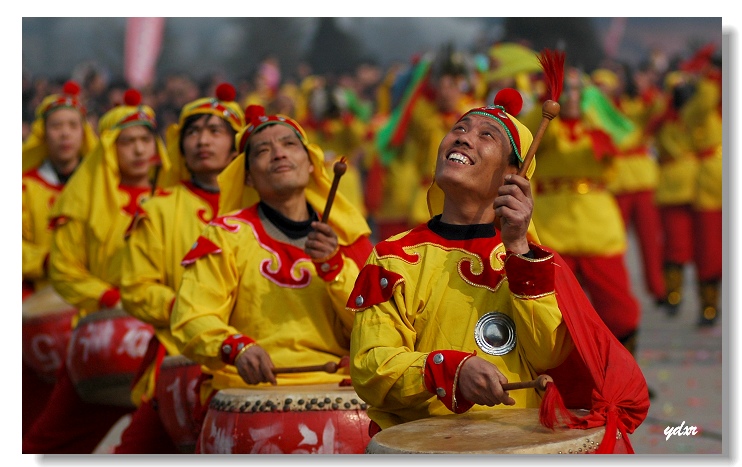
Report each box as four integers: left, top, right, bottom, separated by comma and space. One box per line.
321, 156, 348, 224
272, 360, 341, 375
501, 374, 553, 391
517, 100, 560, 178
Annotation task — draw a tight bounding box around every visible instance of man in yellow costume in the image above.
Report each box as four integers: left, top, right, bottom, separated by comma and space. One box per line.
21, 80, 98, 435
593, 66, 667, 307
170, 105, 373, 452
114, 83, 245, 453
348, 82, 649, 454
23, 89, 170, 454
524, 69, 642, 355
679, 44, 723, 327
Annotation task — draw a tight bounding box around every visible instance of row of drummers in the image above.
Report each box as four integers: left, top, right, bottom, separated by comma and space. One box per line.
22, 83, 375, 454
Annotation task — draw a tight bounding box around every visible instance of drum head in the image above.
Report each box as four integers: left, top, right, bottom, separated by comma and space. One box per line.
212, 385, 367, 413
22, 285, 75, 319
366, 409, 605, 454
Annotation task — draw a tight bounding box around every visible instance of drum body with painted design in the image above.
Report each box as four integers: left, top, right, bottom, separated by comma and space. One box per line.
200, 384, 372, 454
66, 307, 154, 407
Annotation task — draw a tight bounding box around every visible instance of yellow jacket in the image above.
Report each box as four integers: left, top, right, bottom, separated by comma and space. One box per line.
121, 181, 219, 404
606, 93, 663, 194
22, 164, 64, 290
682, 74, 722, 210
170, 204, 368, 403
348, 221, 573, 429
524, 111, 627, 257
654, 111, 699, 206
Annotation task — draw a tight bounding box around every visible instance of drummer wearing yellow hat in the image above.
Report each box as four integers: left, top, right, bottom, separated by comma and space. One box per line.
348, 81, 649, 453
170, 104, 373, 452
22, 80, 98, 297
21, 80, 99, 437
115, 83, 245, 453
23, 89, 170, 454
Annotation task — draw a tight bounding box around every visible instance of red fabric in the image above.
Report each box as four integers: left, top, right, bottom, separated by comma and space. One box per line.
364, 158, 386, 215
313, 248, 345, 282
22, 363, 133, 454
22, 362, 55, 436
660, 205, 695, 264
340, 236, 374, 270
220, 334, 257, 365
375, 221, 411, 242
99, 288, 121, 308
181, 235, 222, 266
504, 247, 555, 297
615, 191, 667, 300
586, 129, 619, 160
561, 254, 641, 340
693, 209, 722, 281
423, 350, 477, 414
113, 398, 179, 453
544, 251, 650, 453
346, 264, 403, 310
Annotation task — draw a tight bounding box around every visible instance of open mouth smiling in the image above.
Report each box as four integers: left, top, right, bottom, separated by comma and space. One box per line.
447, 152, 473, 165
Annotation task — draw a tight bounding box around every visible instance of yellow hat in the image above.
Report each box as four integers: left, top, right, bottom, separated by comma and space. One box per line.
162, 82, 245, 186
50, 89, 170, 241
425, 89, 540, 243
591, 69, 620, 92
22, 80, 98, 173
217, 105, 370, 246
485, 42, 542, 83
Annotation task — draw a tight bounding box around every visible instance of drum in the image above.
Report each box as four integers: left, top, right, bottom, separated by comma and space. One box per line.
366, 408, 607, 454
200, 384, 372, 454
22, 285, 77, 383
155, 355, 202, 454
66, 307, 154, 408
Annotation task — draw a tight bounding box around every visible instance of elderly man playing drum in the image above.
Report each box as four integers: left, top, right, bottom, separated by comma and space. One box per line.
170, 105, 374, 453
348, 84, 650, 453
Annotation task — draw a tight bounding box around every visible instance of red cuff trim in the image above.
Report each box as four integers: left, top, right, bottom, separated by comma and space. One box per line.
181, 235, 222, 266
168, 297, 176, 313
424, 350, 477, 414
48, 215, 69, 230
346, 264, 404, 310
313, 249, 344, 281
220, 334, 256, 365
100, 288, 121, 308
505, 245, 555, 298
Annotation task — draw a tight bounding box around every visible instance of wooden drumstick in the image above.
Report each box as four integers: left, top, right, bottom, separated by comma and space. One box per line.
321, 156, 348, 224
516, 100, 560, 179
501, 374, 553, 392
272, 360, 341, 375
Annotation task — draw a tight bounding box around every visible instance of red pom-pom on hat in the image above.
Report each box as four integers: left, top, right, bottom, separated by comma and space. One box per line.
245, 104, 266, 124
215, 82, 237, 102
123, 89, 142, 106
62, 80, 81, 96
494, 88, 523, 116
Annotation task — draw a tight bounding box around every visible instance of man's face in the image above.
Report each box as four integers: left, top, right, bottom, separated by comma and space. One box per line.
436, 75, 464, 113
245, 124, 313, 201
116, 125, 156, 183
434, 114, 516, 202
45, 108, 85, 167
182, 114, 237, 177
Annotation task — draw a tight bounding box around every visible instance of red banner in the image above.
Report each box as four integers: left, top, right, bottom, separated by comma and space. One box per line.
124, 18, 165, 89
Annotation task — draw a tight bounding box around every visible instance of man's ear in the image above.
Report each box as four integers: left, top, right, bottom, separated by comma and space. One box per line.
245, 170, 254, 187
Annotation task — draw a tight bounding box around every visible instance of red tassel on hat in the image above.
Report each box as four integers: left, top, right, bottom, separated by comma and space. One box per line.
62, 80, 81, 96
494, 88, 523, 115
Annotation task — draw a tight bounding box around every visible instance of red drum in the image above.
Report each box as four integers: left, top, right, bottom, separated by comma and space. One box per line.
22, 285, 77, 383
200, 384, 372, 454
365, 409, 607, 454
66, 307, 154, 408
155, 355, 202, 454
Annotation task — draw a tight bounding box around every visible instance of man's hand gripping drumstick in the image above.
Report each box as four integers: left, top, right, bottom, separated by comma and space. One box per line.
305, 157, 347, 262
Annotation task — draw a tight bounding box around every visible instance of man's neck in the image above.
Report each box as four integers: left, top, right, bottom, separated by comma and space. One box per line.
191, 172, 220, 193
48, 157, 80, 178
260, 196, 311, 222
440, 198, 497, 226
